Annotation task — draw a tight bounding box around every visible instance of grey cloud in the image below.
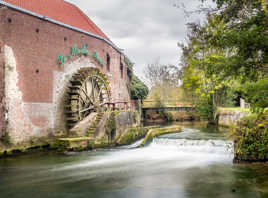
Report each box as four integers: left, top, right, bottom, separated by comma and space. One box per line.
66, 0, 214, 78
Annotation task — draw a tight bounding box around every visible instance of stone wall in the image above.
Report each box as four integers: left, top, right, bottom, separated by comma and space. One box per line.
65, 111, 140, 142
0, 45, 5, 137
0, 6, 131, 142
116, 111, 139, 135
92, 111, 140, 140
218, 109, 249, 127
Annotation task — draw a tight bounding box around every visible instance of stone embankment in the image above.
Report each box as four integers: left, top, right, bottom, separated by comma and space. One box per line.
0, 111, 140, 156
0, 111, 183, 156
218, 108, 250, 127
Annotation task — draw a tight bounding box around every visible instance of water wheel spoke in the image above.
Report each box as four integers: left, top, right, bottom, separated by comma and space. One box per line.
80, 96, 86, 104
81, 87, 87, 97
81, 87, 93, 104
91, 78, 95, 101
84, 80, 88, 95
80, 106, 94, 113
97, 90, 102, 100
99, 102, 106, 106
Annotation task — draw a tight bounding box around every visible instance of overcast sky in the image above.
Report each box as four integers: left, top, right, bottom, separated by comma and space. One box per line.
66, 0, 214, 80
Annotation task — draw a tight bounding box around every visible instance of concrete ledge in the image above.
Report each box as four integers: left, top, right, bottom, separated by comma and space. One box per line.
140, 125, 181, 147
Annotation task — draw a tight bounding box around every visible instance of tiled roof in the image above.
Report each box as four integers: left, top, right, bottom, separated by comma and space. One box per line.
2, 0, 110, 40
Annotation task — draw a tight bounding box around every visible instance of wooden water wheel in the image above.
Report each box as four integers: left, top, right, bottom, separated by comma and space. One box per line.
65, 68, 111, 128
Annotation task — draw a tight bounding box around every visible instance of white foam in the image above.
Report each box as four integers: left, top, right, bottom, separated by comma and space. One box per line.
152, 138, 234, 155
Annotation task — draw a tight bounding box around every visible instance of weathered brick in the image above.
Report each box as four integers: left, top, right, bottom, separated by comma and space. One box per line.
0, 6, 131, 142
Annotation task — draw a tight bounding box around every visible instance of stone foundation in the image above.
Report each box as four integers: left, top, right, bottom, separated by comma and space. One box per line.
218, 109, 249, 127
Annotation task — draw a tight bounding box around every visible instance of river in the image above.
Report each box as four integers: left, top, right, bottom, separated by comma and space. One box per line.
0, 122, 267, 198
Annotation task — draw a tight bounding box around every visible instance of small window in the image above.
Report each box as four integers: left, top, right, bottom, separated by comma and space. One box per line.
120, 62, 123, 78
127, 67, 132, 79
106, 53, 110, 72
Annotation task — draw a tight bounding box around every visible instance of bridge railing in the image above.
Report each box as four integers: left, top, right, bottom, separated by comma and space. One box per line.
142, 100, 193, 108
104, 101, 134, 111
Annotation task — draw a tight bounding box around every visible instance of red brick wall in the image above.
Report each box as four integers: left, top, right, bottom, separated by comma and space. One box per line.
0, 44, 5, 137
0, 7, 130, 103
0, 6, 131, 137
0, 6, 6, 137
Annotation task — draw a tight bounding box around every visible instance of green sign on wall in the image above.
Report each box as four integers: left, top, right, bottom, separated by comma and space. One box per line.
57, 44, 104, 67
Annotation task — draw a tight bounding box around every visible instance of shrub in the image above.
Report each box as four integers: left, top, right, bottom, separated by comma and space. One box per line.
243, 78, 268, 112
231, 110, 268, 162
0, 132, 11, 146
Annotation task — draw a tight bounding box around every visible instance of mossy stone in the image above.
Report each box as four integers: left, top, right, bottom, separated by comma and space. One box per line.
140, 126, 181, 147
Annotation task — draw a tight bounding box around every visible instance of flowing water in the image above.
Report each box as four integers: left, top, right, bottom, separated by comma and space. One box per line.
0, 122, 268, 198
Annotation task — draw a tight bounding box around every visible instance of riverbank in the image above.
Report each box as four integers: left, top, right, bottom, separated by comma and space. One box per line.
231, 110, 268, 163
0, 124, 182, 157
0, 136, 54, 158
0, 111, 140, 157
216, 108, 268, 163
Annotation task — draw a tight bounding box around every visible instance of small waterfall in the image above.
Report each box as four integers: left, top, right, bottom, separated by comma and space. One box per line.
119, 139, 144, 149
151, 138, 234, 155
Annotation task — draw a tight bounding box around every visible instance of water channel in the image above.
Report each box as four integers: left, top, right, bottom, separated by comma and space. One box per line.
0, 122, 267, 198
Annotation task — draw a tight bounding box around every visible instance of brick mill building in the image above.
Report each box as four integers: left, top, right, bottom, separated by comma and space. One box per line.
0, 0, 132, 143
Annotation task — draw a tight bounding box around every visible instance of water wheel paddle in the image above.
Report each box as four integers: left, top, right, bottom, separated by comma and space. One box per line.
65, 68, 110, 128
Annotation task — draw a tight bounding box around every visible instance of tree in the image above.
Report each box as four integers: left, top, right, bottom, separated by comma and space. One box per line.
129, 75, 149, 100
144, 60, 180, 87
123, 57, 149, 100
199, 0, 268, 81
179, 0, 268, 122
243, 78, 268, 112
144, 61, 180, 107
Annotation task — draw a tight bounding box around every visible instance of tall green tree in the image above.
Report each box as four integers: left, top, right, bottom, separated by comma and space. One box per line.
180, 0, 268, 121
129, 75, 149, 100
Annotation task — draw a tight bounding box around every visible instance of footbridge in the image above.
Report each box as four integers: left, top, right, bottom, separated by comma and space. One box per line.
141, 100, 196, 118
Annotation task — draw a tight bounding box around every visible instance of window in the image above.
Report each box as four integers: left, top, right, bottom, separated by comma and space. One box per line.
120, 62, 123, 78
106, 53, 110, 72
127, 67, 132, 79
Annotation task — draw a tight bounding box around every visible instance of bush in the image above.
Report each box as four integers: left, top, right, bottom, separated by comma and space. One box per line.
230, 110, 268, 162
160, 111, 173, 122
0, 132, 11, 146
243, 78, 268, 112
130, 75, 149, 100
196, 95, 216, 123
105, 112, 116, 141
